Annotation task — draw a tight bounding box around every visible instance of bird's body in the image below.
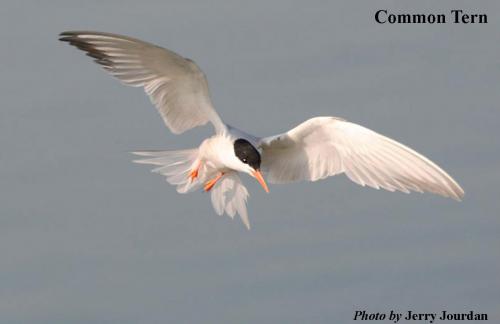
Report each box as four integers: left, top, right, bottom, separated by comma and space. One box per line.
199, 133, 250, 173
60, 31, 464, 229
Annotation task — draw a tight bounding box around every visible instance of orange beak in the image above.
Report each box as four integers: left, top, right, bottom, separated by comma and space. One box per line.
252, 169, 269, 193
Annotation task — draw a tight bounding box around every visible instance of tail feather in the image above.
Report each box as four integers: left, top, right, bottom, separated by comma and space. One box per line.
132, 149, 201, 193
210, 172, 251, 230
132, 149, 252, 229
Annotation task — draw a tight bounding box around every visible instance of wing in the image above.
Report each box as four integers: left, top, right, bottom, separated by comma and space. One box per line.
59, 31, 225, 134
259, 117, 464, 201
210, 172, 251, 230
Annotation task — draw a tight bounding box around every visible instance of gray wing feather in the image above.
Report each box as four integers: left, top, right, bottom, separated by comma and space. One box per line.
60, 31, 225, 134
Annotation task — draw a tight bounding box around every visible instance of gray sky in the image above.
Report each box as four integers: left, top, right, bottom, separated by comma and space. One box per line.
1, 1, 499, 323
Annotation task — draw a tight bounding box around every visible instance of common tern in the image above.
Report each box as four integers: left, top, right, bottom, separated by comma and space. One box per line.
60, 31, 464, 229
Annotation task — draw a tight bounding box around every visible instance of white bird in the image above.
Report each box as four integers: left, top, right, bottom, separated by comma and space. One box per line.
60, 31, 464, 229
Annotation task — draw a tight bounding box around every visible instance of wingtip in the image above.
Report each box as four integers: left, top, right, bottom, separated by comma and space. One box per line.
58, 31, 99, 42
58, 31, 76, 42
450, 182, 465, 202
441, 187, 464, 202
453, 191, 465, 202
131, 159, 147, 164
58, 35, 70, 42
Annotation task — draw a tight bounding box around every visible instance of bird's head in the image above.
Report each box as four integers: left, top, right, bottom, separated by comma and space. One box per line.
233, 138, 269, 193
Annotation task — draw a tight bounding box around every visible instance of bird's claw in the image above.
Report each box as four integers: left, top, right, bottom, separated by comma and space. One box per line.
189, 168, 198, 182
204, 172, 224, 192
188, 161, 200, 182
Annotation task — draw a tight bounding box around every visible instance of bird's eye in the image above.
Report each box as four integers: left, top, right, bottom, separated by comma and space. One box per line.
242, 158, 247, 163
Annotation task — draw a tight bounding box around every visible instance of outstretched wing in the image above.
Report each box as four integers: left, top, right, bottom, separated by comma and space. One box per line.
259, 117, 464, 200
59, 31, 225, 134
210, 172, 251, 230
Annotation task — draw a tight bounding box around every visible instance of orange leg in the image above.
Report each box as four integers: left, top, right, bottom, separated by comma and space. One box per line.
204, 172, 225, 192
188, 161, 201, 182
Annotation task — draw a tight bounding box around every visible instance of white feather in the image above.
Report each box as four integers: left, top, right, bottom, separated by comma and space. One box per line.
210, 172, 251, 230
132, 149, 252, 229
132, 149, 203, 194
260, 117, 464, 200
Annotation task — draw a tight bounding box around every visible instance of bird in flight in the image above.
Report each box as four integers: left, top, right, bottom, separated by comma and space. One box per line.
59, 31, 464, 229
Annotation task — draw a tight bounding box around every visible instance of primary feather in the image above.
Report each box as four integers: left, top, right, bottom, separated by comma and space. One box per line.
260, 117, 464, 201
59, 31, 225, 134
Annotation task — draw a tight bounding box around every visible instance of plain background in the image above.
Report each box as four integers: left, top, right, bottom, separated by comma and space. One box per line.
1, 1, 499, 323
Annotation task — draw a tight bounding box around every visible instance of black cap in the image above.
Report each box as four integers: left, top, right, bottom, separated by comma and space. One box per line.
233, 139, 261, 170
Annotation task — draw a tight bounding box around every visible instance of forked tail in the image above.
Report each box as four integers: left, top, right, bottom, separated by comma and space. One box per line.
132, 149, 201, 193
131, 149, 252, 229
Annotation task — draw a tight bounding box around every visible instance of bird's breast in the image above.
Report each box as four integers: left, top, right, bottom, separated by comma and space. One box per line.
199, 135, 238, 171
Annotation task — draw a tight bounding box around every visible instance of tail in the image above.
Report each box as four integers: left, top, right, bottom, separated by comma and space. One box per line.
132, 149, 201, 193
210, 172, 251, 230
132, 149, 253, 230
